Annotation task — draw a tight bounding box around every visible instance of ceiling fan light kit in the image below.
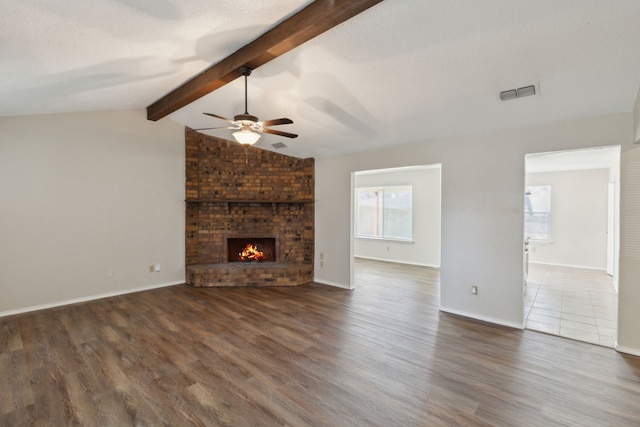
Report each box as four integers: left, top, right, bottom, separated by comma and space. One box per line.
195, 66, 298, 146
233, 127, 261, 145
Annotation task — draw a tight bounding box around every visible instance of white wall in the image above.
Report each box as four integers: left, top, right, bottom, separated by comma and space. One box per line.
0, 109, 185, 315
354, 166, 441, 267
527, 169, 609, 270
634, 83, 640, 144
315, 113, 635, 341
619, 143, 640, 355
614, 84, 640, 355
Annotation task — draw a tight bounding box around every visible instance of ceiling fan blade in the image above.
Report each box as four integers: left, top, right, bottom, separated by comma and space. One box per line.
203, 112, 234, 123
262, 127, 298, 138
260, 118, 293, 127
194, 126, 237, 131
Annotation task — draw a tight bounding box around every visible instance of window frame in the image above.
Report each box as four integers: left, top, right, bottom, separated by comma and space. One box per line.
524, 185, 552, 242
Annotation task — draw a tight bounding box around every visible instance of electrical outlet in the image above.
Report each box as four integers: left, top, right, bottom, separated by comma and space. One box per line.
386, 246, 390, 251
319, 252, 324, 260
320, 261, 324, 268
154, 264, 161, 272
471, 286, 478, 295
149, 265, 155, 273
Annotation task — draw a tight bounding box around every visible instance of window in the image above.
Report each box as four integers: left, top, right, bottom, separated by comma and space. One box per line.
355, 185, 413, 240
525, 185, 551, 241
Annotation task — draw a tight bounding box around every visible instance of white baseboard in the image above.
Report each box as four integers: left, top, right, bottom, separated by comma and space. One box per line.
0, 280, 184, 318
354, 255, 440, 269
615, 343, 640, 357
313, 278, 352, 290
529, 261, 606, 271
439, 306, 524, 329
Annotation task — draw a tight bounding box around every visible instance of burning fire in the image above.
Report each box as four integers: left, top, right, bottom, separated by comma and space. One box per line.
239, 243, 266, 261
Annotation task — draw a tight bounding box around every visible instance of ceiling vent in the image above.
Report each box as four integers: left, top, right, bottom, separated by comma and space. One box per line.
500, 84, 536, 101
272, 142, 287, 149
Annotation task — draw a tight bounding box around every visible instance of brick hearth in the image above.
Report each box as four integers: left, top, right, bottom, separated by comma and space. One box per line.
185, 129, 314, 287
186, 263, 313, 287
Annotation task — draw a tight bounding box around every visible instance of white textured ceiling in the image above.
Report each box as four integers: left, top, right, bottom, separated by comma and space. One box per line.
2, 1, 640, 159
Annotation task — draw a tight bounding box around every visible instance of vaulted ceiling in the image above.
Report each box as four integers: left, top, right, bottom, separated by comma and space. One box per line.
3, 1, 640, 158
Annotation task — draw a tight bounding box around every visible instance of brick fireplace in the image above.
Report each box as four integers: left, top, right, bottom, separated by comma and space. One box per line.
185, 129, 314, 287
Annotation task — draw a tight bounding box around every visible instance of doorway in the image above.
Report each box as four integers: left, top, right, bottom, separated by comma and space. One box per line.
350, 164, 442, 289
523, 146, 620, 347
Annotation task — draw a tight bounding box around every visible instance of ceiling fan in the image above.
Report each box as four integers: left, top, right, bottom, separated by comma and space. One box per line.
195, 66, 298, 145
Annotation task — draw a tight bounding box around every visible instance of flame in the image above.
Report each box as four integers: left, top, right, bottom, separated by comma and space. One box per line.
239, 243, 266, 261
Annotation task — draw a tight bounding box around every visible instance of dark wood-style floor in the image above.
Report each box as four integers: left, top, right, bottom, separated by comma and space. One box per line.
2, 259, 640, 426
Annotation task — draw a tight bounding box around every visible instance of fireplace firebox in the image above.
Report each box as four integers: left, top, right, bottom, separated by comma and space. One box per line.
227, 238, 276, 263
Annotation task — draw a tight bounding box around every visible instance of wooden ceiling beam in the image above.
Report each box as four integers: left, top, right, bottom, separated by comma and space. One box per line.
146, 0, 384, 121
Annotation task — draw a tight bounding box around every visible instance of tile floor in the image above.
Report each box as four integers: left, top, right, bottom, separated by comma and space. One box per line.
525, 263, 617, 347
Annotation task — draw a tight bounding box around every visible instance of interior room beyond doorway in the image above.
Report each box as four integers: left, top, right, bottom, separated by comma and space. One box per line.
351, 164, 442, 286
524, 146, 620, 348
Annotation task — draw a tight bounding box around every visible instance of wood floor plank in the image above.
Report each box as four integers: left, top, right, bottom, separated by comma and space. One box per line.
1, 258, 640, 426
0, 351, 34, 414
0, 319, 23, 352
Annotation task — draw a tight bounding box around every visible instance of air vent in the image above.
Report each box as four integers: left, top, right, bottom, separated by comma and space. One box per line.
517, 85, 536, 97
499, 89, 518, 101
272, 142, 287, 149
500, 84, 536, 101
